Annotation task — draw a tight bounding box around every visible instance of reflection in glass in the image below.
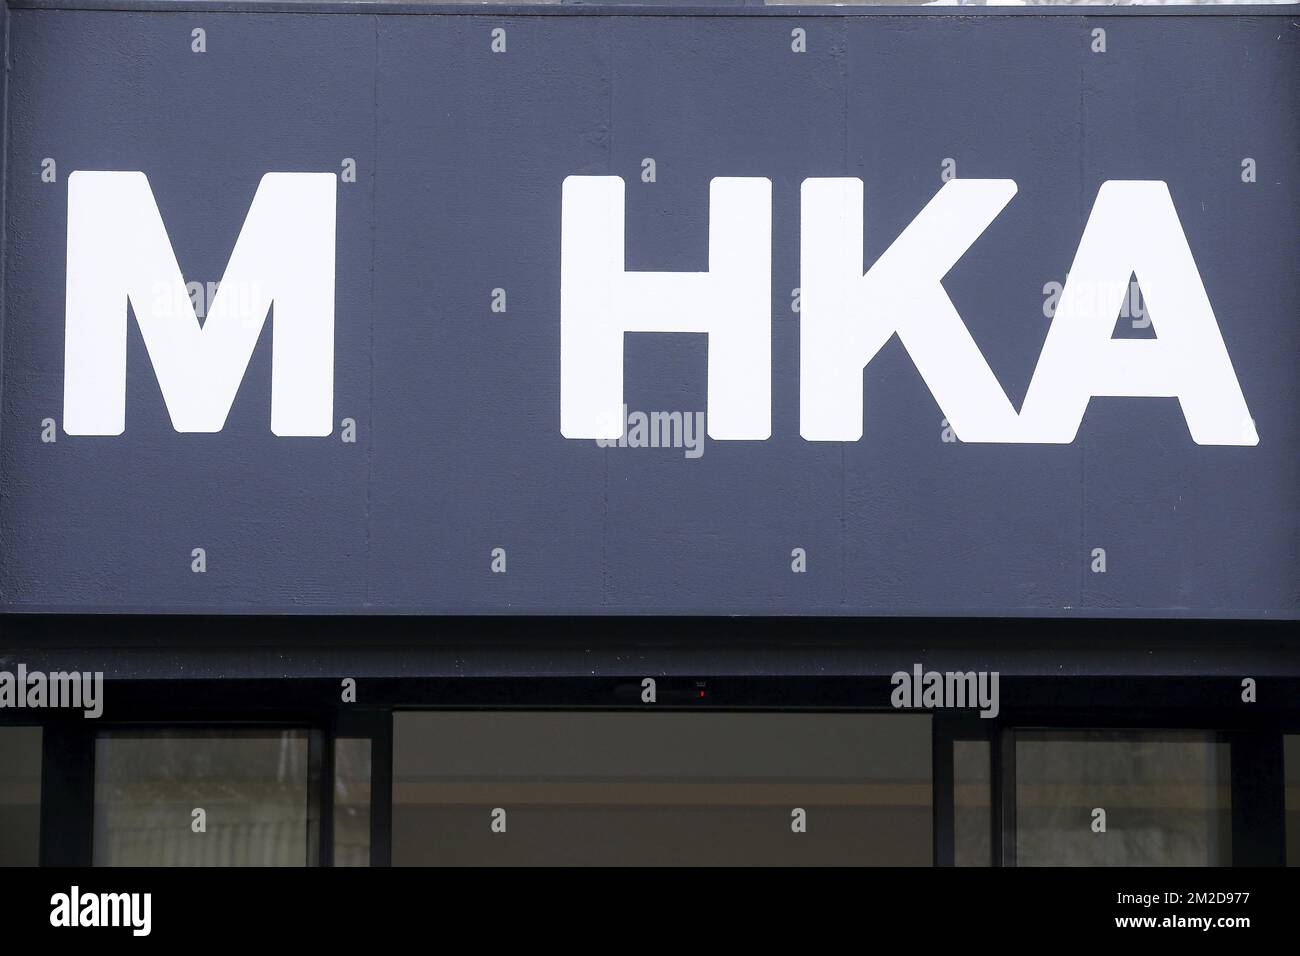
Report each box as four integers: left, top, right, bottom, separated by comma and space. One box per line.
1015, 730, 1230, 866
334, 737, 371, 867
0, 727, 42, 866
954, 739, 991, 866
394, 712, 931, 866
93, 730, 310, 866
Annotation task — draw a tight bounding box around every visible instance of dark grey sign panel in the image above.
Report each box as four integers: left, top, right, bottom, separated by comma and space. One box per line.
1, 6, 1297, 616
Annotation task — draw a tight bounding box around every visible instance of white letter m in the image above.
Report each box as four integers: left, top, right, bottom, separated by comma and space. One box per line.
63, 171, 336, 436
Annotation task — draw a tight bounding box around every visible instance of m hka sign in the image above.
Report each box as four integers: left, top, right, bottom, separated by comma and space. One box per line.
63, 172, 1257, 446
560, 176, 1256, 446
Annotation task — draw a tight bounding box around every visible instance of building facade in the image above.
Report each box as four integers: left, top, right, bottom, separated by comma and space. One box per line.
0, 0, 1297, 867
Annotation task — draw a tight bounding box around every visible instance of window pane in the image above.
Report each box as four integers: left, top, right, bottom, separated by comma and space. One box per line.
1015, 731, 1230, 866
0, 727, 42, 866
394, 712, 931, 866
93, 730, 310, 867
333, 738, 371, 867
954, 739, 991, 866
1287, 736, 1300, 867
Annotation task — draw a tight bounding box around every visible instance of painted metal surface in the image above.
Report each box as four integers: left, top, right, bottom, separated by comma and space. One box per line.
1, 5, 1296, 616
